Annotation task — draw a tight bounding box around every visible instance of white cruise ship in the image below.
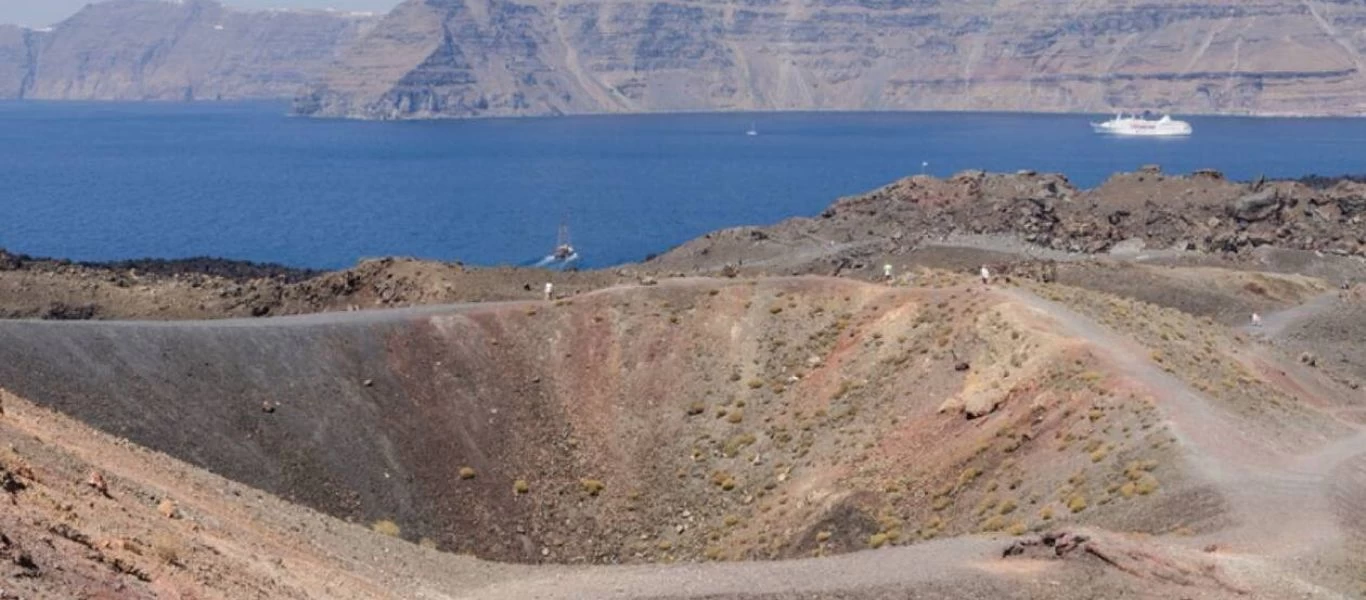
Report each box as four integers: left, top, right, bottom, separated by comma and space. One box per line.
1091, 113, 1193, 137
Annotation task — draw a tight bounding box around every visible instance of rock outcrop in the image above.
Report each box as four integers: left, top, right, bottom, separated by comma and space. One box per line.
0, 0, 378, 101
652, 168, 1366, 273
297, 0, 1366, 119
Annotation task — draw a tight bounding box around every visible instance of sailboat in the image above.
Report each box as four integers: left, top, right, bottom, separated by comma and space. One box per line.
746, 121, 758, 136
529, 221, 579, 271
523, 220, 582, 270
552, 222, 577, 262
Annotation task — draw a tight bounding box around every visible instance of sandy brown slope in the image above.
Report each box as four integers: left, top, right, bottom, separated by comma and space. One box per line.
0, 253, 631, 321
0, 276, 1363, 599
0, 364, 1352, 599
0, 390, 523, 599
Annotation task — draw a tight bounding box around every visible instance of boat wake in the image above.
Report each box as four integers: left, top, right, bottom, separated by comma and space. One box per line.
526, 252, 582, 271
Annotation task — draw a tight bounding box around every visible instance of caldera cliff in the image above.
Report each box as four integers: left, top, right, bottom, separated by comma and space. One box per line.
295, 0, 1366, 119
0, 0, 377, 101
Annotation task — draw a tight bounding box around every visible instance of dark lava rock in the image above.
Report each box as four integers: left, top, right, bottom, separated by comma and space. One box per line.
1230, 188, 1282, 222
41, 303, 97, 321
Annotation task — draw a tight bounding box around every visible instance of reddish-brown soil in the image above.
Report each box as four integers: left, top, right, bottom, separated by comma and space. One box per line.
1, 169, 1364, 598
2, 274, 1362, 598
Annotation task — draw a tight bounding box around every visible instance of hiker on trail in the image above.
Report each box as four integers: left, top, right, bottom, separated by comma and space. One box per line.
980, 266, 991, 285
883, 264, 894, 281
544, 282, 554, 301
1251, 313, 1262, 327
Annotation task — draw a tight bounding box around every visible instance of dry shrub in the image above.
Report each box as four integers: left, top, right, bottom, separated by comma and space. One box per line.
580, 479, 606, 496
1067, 494, 1088, 513
372, 520, 401, 538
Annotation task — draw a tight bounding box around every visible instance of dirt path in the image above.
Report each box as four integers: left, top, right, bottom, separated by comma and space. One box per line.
1001, 287, 1365, 561
1246, 291, 1343, 338
0, 279, 681, 330
459, 538, 1004, 600
2, 276, 1358, 599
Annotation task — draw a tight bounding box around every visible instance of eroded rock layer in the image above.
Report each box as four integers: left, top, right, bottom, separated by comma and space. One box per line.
0, 0, 377, 101
296, 0, 1366, 119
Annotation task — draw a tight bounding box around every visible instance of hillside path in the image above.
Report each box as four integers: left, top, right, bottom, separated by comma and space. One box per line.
1001, 287, 1365, 559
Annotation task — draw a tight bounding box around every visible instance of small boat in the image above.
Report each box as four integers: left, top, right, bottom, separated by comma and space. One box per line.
746, 121, 758, 136
553, 241, 576, 262
1091, 112, 1192, 137
554, 222, 577, 259
535, 222, 579, 270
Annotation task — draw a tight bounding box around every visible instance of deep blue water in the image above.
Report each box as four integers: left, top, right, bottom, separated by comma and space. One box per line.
3, 101, 1366, 269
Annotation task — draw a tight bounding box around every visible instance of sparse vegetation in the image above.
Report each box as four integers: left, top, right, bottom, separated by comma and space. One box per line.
997, 498, 1017, 515
580, 479, 606, 496
150, 533, 183, 566
957, 466, 982, 488
1134, 474, 1160, 495
979, 515, 1006, 532
372, 519, 402, 538
0, 253, 1348, 596
723, 432, 756, 457
1067, 494, 1088, 513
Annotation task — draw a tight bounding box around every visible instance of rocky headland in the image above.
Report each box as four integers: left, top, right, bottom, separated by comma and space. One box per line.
0, 0, 377, 101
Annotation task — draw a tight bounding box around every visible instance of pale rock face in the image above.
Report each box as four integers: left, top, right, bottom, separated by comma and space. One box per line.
0, 26, 37, 98
295, 0, 1366, 119
0, 0, 378, 101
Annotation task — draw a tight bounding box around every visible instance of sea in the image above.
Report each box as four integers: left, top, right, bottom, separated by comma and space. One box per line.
3, 101, 1366, 270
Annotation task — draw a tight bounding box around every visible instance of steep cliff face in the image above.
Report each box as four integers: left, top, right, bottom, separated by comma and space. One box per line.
296, 0, 1366, 119
0, 0, 378, 101
0, 25, 38, 98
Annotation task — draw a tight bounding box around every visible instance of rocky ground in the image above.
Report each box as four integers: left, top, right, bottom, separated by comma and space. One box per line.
650, 167, 1366, 273
0, 168, 1364, 598
0, 251, 632, 320
1, 276, 1361, 598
